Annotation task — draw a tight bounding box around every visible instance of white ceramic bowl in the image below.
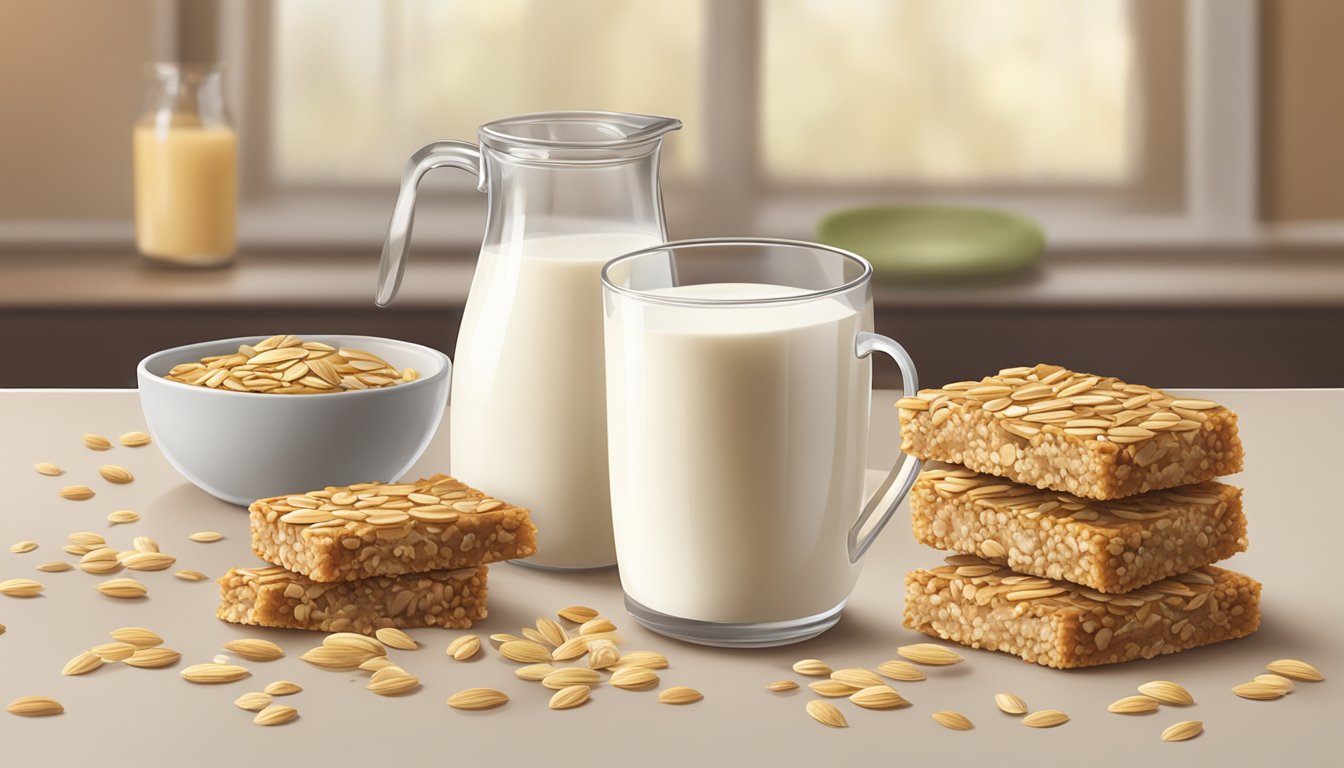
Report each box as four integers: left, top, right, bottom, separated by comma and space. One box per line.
137, 335, 451, 506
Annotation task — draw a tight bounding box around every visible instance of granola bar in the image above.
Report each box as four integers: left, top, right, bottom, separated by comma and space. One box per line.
898, 364, 1244, 500
217, 565, 488, 633
912, 468, 1248, 593
249, 474, 537, 582
904, 558, 1260, 669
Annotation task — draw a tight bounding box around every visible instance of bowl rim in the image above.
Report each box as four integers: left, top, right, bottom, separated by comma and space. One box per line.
136, 334, 451, 400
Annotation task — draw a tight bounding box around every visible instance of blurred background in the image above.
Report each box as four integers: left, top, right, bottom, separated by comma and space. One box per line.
2, 0, 1342, 388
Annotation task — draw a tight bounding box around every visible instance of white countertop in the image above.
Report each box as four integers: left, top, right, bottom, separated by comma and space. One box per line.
0, 388, 1340, 767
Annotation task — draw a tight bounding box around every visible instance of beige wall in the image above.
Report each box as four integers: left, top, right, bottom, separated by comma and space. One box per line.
0, 0, 159, 220
1260, 0, 1344, 221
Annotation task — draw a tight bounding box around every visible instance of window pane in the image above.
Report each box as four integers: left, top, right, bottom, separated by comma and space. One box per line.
762, 0, 1135, 184
273, 0, 701, 183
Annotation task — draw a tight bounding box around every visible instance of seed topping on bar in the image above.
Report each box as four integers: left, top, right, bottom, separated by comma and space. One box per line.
898, 364, 1243, 499
250, 475, 536, 583
260, 476, 502, 527
897, 364, 1223, 445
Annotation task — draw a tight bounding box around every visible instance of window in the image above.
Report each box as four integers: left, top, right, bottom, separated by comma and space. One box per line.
270, 0, 702, 183
762, 0, 1135, 184
219, 0, 1249, 245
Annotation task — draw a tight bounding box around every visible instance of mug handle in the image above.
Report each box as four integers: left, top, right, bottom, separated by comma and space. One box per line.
848, 331, 923, 563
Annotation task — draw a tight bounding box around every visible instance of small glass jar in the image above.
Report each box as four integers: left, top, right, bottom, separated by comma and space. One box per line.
133, 63, 237, 267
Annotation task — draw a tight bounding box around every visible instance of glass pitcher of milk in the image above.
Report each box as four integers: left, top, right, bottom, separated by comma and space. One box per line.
376, 111, 682, 570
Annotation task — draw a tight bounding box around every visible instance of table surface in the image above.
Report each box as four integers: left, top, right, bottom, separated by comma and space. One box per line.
0, 388, 1339, 767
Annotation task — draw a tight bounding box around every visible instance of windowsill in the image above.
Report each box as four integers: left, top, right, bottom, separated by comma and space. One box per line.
3, 244, 1343, 311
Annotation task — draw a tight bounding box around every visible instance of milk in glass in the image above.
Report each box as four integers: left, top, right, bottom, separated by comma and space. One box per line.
605, 283, 872, 622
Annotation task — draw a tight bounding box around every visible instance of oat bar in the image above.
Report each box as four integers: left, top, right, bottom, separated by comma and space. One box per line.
249, 474, 537, 582
898, 364, 1244, 499
912, 468, 1248, 593
217, 565, 488, 633
903, 558, 1260, 669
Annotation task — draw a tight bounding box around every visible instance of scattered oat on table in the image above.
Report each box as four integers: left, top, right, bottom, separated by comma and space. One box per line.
549, 685, 591, 710
1266, 659, 1324, 682
1108, 695, 1161, 714
7, 696, 64, 717
877, 660, 926, 681
618, 650, 669, 670
792, 658, 831, 676
1138, 680, 1195, 706
447, 687, 508, 711
119, 431, 152, 447
806, 700, 848, 728
110, 627, 163, 648
99, 465, 134, 484
375, 627, 417, 650
61, 651, 104, 676
9, 541, 38, 554
557, 604, 599, 623
124, 648, 181, 668
809, 680, 859, 698
180, 663, 250, 684
253, 704, 298, 726
0, 578, 44, 597
33, 462, 62, 476
108, 510, 140, 525
223, 639, 285, 662
82, 434, 111, 451
897, 643, 964, 666
59, 485, 94, 501
1231, 681, 1285, 701
610, 666, 658, 691
659, 686, 703, 705
95, 578, 147, 599
263, 680, 301, 696
932, 710, 974, 731
187, 531, 223, 543
1022, 709, 1070, 728
174, 570, 209, 581
766, 680, 799, 692
446, 634, 480, 661
849, 686, 907, 710
1161, 720, 1204, 742
541, 668, 601, 690
995, 692, 1028, 715
234, 692, 272, 711
367, 666, 419, 696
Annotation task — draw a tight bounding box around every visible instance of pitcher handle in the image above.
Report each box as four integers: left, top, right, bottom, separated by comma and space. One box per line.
375, 140, 485, 306
848, 331, 923, 563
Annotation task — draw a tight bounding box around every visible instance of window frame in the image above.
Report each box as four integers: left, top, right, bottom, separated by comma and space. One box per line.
216, 0, 1260, 250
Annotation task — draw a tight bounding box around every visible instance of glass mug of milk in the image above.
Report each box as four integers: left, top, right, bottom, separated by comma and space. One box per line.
601, 239, 923, 646
133, 63, 237, 266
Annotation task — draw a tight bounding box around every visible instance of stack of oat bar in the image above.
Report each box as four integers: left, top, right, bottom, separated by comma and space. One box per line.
217, 474, 537, 634
896, 364, 1260, 669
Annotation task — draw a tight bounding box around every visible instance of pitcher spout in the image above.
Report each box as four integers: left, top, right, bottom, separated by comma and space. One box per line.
479, 110, 682, 159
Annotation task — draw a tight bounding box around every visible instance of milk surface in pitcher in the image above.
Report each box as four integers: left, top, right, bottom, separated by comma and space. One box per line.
453, 231, 661, 569
605, 282, 872, 621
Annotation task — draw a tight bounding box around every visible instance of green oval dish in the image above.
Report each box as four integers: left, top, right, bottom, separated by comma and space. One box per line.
816, 205, 1045, 279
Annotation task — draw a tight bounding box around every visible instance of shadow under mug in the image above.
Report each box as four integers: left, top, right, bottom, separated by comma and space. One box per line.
601, 238, 923, 647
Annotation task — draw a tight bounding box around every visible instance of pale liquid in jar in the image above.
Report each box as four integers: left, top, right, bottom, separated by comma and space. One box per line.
133, 124, 237, 264
451, 231, 660, 569
605, 282, 872, 621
